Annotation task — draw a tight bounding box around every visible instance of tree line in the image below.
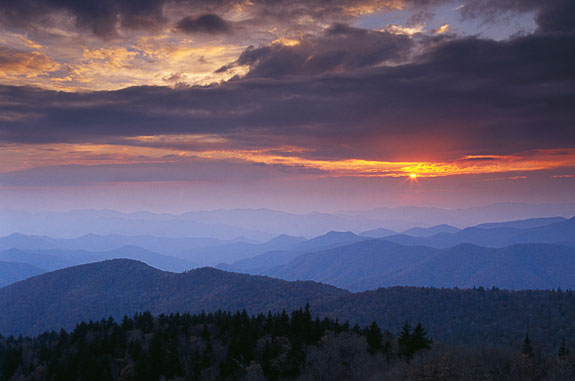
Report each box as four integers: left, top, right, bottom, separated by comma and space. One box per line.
0, 305, 429, 380
0, 305, 573, 380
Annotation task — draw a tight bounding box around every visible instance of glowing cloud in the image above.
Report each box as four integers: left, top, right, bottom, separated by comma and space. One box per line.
436, 24, 449, 34
381, 24, 424, 36
3, 135, 575, 183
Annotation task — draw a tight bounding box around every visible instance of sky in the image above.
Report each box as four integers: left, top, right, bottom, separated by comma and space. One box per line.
0, 0, 574, 213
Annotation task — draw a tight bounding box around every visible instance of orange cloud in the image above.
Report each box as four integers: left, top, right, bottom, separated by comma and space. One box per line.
3, 136, 575, 181
381, 24, 424, 36
0, 47, 60, 79
2, 37, 249, 91
0, 0, 429, 92
435, 24, 449, 34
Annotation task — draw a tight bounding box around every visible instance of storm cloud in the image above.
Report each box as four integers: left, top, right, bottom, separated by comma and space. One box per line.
0, 0, 574, 212
1, 17, 574, 162
0, 158, 326, 186
226, 24, 414, 78
0, 0, 431, 38
461, 0, 575, 33
0, 0, 572, 39
0, 0, 168, 38
176, 14, 233, 35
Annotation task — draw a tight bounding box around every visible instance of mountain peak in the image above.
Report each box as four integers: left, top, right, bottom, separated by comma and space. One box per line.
78, 257, 154, 269
0, 259, 347, 336
184, 266, 224, 275
264, 234, 306, 246
325, 230, 354, 236
313, 231, 358, 241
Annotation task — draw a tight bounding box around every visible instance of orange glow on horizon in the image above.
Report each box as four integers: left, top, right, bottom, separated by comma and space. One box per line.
2, 138, 575, 181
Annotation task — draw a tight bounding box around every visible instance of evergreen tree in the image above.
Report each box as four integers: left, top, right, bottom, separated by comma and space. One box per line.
201, 324, 210, 341
398, 321, 412, 347
398, 321, 432, 359
1, 346, 22, 380
411, 323, 433, 351
0, 307, 439, 379
522, 335, 534, 357
559, 338, 569, 358
398, 321, 412, 359
366, 321, 383, 354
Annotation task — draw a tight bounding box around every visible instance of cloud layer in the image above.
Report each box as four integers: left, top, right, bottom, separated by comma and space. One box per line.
0, 0, 573, 210
1, 23, 573, 161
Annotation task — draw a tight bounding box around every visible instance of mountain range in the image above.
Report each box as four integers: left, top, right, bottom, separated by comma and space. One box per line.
219, 231, 367, 273
1, 259, 574, 352
0, 233, 229, 254
0, 245, 198, 275
218, 217, 575, 291
383, 216, 575, 248
2, 215, 574, 289
262, 240, 575, 291
0, 259, 346, 336
3, 203, 575, 240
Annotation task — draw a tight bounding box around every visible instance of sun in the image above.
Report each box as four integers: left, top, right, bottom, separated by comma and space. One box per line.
409, 173, 417, 179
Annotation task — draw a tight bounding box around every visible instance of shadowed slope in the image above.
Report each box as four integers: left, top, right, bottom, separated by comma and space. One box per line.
385, 217, 575, 248
0, 259, 347, 336
264, 240, 575, 291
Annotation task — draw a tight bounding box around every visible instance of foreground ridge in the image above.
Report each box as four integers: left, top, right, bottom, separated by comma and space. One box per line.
2, 259, 575, 353
3, 307, 574, 380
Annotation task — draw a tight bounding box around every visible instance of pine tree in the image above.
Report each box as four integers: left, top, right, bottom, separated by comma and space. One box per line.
366, 321, 382, 354
522, 335, 534, 357
201, 324, 210, 341
559, 338, 569, 358
398, 321, 432, 360
411, 323, 433, 351
398, 321, 412, 359
398, 321, 411, 346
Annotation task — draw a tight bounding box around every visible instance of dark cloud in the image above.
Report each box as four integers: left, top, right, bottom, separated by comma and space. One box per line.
0, 159, 325, 186
1, 0, 575, 162
227, 24, 412, 78
460, 156, 502, 162
1, 21, 574, 162
1, 0, 572, 39
0, 0, 168, 38
461, 0, 575, 34
0, 0, 405, 38
534, 0, 575, 33
176, 14, 232, 34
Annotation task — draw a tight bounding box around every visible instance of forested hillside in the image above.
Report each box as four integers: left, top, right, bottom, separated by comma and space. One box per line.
315, 286, 575, 352
1, 308, 574, 381
0, 260, 347, 336
1, 260, 575, 353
